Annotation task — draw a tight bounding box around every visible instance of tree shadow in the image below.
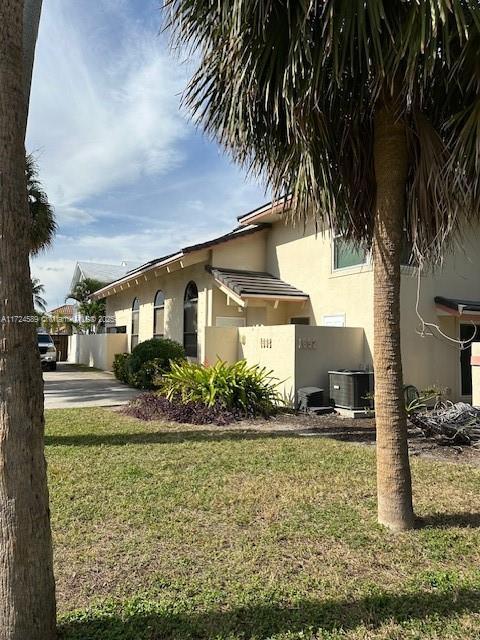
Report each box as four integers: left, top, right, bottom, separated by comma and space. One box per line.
44, 429, 302, 447
58, 588, 480, 639
419, 512, 480, 529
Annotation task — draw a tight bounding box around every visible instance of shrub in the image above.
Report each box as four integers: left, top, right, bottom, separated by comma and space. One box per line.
128, 338, 185, 377
113, 353, 131, 384
132, 358, 166, 391
123, 393, 235, 425
160, 359, 281, 417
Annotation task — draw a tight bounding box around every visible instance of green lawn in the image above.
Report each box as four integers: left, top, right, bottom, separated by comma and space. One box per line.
47, 408, 480, 639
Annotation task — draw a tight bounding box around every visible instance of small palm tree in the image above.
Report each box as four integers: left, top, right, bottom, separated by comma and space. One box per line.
26, 153, 57, 255
31, 277, 47, 313
67, 278, 106, 334
168, 1, 480, 530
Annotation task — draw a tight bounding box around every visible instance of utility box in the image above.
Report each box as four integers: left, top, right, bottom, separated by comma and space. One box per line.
329, 370, 374, 410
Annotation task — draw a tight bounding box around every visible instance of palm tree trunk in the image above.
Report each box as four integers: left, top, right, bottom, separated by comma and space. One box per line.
373, 104, 415, 532
0, 1, 57, 638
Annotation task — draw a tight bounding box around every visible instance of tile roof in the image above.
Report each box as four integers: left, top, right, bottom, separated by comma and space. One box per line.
206, 266, 309, 299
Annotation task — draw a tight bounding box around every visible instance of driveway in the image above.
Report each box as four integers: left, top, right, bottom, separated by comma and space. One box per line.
44, 363, 139, 409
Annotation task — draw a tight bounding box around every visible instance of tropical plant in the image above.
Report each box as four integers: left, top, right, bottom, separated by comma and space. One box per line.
31, 277, 47, 313
160, 359, 281, 417
0, 1, 57, 636
26, 153, 56, 256
67, 277, 106, 334
167, 1, 480, 531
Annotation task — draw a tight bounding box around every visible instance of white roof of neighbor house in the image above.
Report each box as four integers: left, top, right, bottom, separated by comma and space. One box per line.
69, 261, 142, 295
76, 261, 140, 283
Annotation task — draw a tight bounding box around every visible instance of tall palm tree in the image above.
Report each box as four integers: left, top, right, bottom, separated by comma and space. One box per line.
32, 277, 47, 313
27, 153, 56, 255
0, 1, 56, 638
168, 1, 480, 531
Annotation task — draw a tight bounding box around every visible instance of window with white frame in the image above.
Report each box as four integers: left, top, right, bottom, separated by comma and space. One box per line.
333, 236, 368, 270
153, 290, 165, 338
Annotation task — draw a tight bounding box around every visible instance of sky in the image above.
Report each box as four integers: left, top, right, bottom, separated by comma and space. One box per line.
28, 0, 266, 309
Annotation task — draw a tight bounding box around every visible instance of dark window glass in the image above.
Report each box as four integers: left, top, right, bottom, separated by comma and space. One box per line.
183, 281, 198, 357
290, 317, 310, 325
154, 290, 165, 338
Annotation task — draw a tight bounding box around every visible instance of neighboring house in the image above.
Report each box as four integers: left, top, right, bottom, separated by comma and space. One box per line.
69, 260, 140, 324
47, 304, 74, 334
90, 201, 480, 402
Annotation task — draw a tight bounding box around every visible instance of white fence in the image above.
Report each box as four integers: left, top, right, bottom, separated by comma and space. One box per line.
68, 334, 128, 371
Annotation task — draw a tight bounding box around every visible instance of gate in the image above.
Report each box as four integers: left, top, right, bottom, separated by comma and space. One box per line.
51, 334, 69, 361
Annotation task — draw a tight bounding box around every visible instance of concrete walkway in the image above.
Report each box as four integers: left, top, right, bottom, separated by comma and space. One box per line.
44, 363, 139, 409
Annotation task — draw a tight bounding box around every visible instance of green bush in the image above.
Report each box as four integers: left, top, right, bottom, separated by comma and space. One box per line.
160, 359, 281, 417
113, 353, 131, 384
129, 338, 185, 374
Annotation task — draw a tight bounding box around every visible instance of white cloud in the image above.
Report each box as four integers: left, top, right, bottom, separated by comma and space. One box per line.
26, 0, 188, 220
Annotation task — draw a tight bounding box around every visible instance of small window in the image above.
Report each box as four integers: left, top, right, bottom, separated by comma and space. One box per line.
153, 290, 165, 339
290, 317, 310, 325
184, 281, 198, 357
131, 298, 139, 350
333, 236, 368, 270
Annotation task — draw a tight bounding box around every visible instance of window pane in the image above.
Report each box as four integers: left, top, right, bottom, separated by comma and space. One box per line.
334, 238, 367, 269
131, 335, 139, 350
184, 333, 197, 357
184, 303, 197, 333
154, 307, 164, 337
132, 297, 139, 311
132, 311, 139, 335
154, 290, 164, 307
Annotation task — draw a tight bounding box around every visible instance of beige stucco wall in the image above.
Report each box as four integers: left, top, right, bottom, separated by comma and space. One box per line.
265, 218, 374, 354
236, 324, 366, 402
211, 231, 267, 271
204, 326, 239, 365
68, 334, 128, 371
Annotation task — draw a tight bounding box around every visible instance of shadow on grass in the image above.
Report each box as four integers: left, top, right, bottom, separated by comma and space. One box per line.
44, 429, 306, 447
58, 588, 480, 639
420, 512, 480, 529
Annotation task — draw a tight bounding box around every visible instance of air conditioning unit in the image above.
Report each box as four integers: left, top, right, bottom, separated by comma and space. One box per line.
329, 370, 374, 410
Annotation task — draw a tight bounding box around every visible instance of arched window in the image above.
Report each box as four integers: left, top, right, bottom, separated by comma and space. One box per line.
183, 281, 198, 357
153, 290, 165, 339
131, 297, 139, 350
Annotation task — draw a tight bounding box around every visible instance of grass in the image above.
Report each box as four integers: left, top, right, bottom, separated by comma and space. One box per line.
46, 407, 480, 639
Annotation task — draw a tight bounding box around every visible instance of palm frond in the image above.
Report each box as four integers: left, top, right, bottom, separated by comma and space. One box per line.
167, 0, 480, 262
26, 154, 57, 256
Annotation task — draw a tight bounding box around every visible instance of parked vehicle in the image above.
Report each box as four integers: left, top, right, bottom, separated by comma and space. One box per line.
37, 330, 57, 371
